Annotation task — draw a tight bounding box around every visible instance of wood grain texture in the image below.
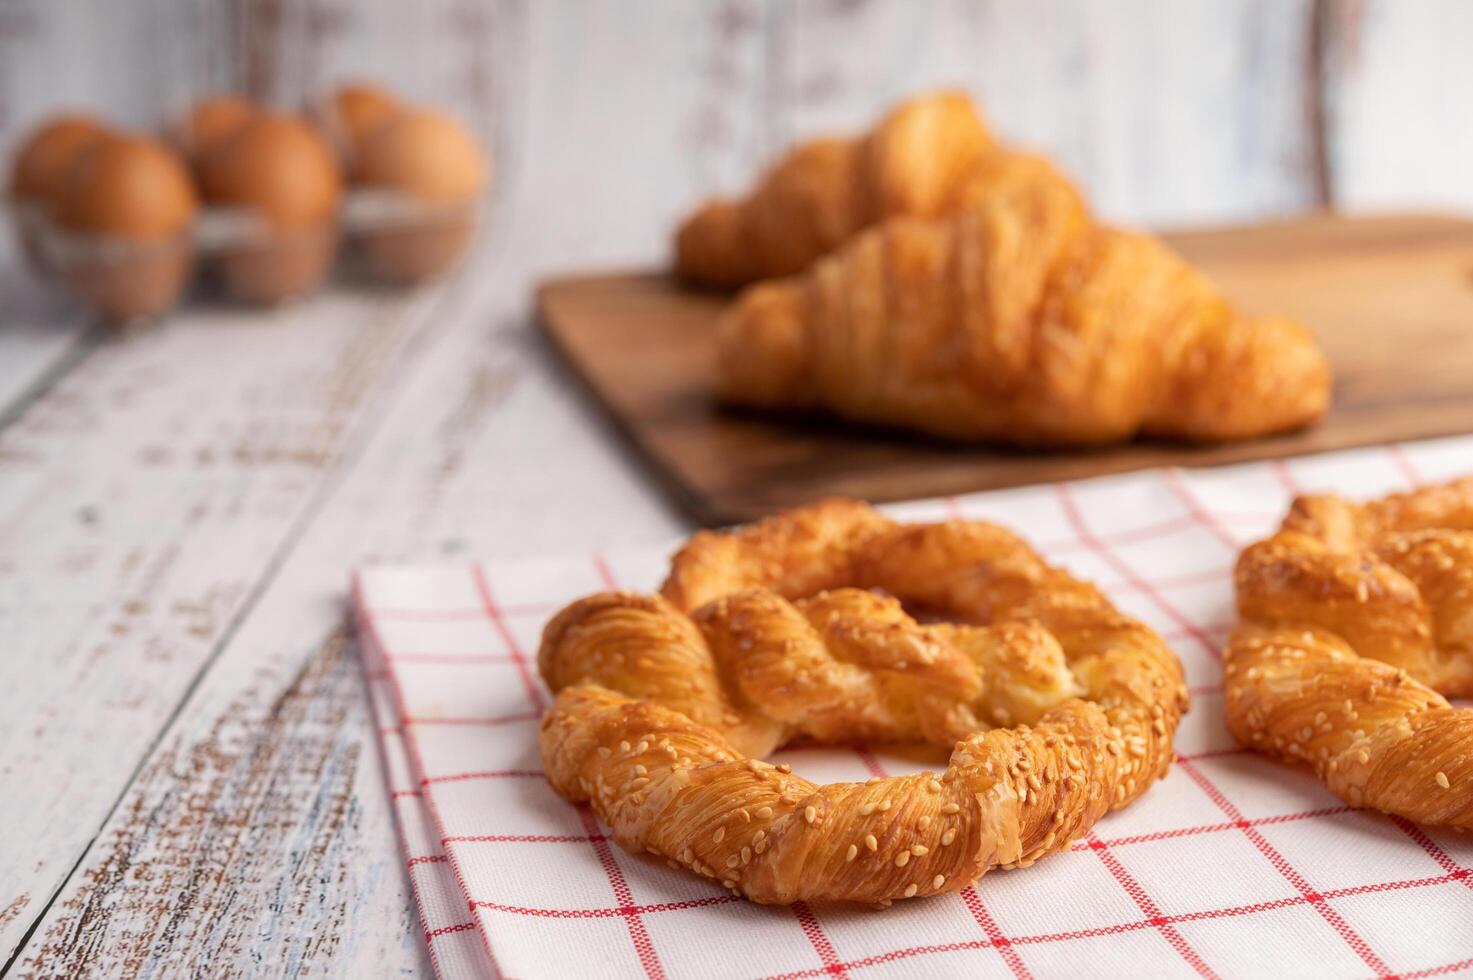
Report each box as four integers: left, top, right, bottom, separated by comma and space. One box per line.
0, 287, 450, 971
539, 213, 1473, 524
14, 629, 430, 979
762, 0, 1322, 228
0, 2, 742, 974
1319, 0, 1473, 214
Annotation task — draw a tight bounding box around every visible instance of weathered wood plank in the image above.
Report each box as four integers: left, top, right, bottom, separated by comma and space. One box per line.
0, 285, 453, 970
3, 2, 759, 974
1320, 0, 1473, 213
763, 0, 1322, 228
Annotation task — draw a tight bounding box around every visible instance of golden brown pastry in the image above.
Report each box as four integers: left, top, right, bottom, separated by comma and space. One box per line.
675, 91, 994, 286
539, 499, 1189, 905
715, 166, 1330, 445
1226, 478, 1473, 828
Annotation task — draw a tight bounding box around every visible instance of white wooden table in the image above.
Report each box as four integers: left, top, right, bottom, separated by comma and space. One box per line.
2, 2, 1471, 976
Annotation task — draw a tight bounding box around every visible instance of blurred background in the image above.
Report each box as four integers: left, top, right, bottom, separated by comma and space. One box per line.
2, 0, 1470, 278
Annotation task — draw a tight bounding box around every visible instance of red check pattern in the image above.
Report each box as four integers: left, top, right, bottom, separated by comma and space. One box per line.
355, 436, 1473, 980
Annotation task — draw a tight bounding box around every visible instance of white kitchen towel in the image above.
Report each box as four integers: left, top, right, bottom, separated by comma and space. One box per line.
355, 436, 1473, 980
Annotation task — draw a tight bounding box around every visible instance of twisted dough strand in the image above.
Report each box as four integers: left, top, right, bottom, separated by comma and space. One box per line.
538, 500, 1189, 905
1228, 477, 1473, 828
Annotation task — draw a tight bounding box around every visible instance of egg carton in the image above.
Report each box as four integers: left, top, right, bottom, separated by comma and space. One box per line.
9, 187, 483, 322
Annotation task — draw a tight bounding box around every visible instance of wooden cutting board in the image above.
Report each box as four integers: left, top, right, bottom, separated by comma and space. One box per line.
538, 213, 1473, 525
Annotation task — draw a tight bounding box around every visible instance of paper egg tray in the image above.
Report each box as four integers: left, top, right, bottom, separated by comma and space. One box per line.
10, 189, 482, 322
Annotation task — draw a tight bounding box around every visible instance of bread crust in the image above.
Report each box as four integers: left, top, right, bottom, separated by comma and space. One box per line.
538, 499, 1189, 905
1227, 478, 1473, 828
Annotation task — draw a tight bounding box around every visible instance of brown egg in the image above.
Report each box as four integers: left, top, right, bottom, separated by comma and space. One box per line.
353, 109, 488, 284
49, 134, 198, 322
357, 109, 487, 204
52, 134, 197, 238
9, 114, 111, 202
174, 94, 258, 161
197, 113, 343, 303
8, 115, 112, 275
199, 113, 341, 228
330, 82, 400, 162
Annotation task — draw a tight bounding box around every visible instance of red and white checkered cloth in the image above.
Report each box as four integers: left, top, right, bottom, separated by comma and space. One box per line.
354, 438, 1473, 980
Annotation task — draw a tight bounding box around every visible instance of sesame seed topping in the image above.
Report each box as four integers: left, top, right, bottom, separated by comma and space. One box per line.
713, 827, 725, 843
933, 874, 945, 889
1437, 771, 1451, 789
777, 764, 791, 774
895, 851, 910, 867
726, 855, 739, 869
741, 846, 751, 864
928, 779, 942, 792
865, 834, 878, 852
846, 844, 858, 862
942, 803, 960, 815
903, 883, 918, 898
942, 829, 957, 846
918, 816, 932, 830
636, 740, 649, 753
619, 741, 630, 752
878, 799, 892, 812
633, 764, 647, 776
911, 844, 928, 856
860, 802, 877, 815
804, 805, 818, 825
757, 806, 773, 820
740, 808, 751, 822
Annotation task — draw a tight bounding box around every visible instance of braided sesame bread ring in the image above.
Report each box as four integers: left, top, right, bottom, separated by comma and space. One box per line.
1227, 477, 1473, 828
538, 499, 1189, 905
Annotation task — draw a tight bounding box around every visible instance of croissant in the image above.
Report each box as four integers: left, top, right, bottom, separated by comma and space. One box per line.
715, 160, 1331, 445
675, 91, 994, 287
538, 500, 1189, 905
1226, 478, 1473, 827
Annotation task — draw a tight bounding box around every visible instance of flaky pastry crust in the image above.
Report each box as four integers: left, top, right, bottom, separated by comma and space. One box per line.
714, 161, 1329, 446
538, 500, 1188, 905
675, 91, 993, 287
1227, 478, 1473, 827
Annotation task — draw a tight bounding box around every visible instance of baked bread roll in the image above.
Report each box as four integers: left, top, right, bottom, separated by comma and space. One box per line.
1227, 478, 1473, 828
715, 166, 1330, 445
538, 499, 1189, 905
